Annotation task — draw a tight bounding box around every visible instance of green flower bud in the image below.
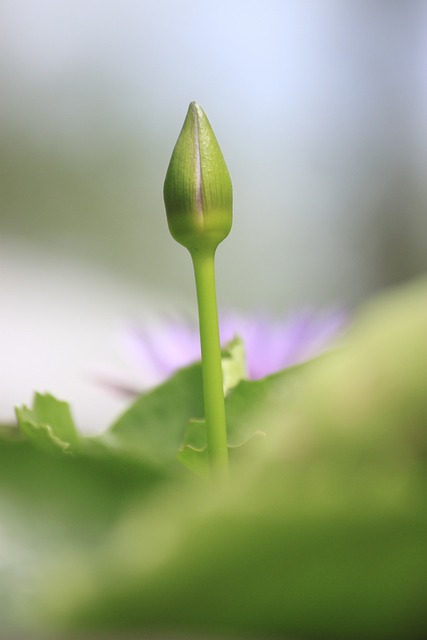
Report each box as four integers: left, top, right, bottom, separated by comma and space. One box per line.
163, 102, 233, 253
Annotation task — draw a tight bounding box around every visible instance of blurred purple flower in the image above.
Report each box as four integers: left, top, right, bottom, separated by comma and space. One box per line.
117, 309, 347, 393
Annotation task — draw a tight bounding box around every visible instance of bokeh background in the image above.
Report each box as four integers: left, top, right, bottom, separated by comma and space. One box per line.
1, 1, 426, 430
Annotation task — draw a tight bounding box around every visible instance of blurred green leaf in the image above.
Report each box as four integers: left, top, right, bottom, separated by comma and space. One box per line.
221, 337, 247, 394
224, 363, 307, 446
38, 277, 427, 639
177, 419, 209, 478
1, 391, 171, 549
108, 338, 248, 467
108, 361, 204, 463
0, 393, 179, 629
177, 419, 265, 478
16, 392, 80, 454
176, 359, 310, 478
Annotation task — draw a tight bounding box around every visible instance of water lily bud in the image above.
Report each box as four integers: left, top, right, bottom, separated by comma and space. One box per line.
163, 102, 233, 253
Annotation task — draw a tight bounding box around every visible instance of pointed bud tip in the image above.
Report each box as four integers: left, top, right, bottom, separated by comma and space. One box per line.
163, 102, 233, 253
188, 100, 202, 115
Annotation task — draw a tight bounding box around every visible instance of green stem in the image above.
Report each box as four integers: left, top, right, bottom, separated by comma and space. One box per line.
191, 248, 229, 481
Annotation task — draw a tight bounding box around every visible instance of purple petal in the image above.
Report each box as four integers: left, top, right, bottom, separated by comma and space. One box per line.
110, 308, 348, 396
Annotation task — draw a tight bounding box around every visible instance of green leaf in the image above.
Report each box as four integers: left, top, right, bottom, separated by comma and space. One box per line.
37, 277, 427, 639
108, 338, 248, 467
2, 391, 171, 550
177, 359, 310, 477
221, 337, 247, 394
180, 418, 207, 451
107, 361, 204, 464
0, 439, 160, 629
1, 390, 183, 631
177, 422, 265, 478
224, 365, 303, 446
48, 466, 426, 640
177, 422, 209, 477
15, 392, 80, 454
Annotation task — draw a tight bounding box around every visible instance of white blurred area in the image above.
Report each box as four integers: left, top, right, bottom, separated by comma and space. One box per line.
0, 240, 183, 431
1, 1, 426, 429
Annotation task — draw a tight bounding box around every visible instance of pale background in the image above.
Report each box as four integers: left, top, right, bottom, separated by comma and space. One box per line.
1, 1, 426, 429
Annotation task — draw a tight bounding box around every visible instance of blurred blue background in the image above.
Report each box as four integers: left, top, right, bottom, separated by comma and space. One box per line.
1, 1, 426, 429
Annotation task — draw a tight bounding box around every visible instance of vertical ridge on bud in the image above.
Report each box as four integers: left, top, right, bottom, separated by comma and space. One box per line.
193, 104, 203, 218
163, 102, 232, 253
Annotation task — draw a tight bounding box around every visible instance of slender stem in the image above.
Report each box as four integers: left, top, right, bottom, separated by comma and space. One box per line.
191, 248, 229, 481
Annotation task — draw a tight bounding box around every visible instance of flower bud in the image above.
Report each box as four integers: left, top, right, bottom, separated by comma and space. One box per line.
163, 102, 233, 253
